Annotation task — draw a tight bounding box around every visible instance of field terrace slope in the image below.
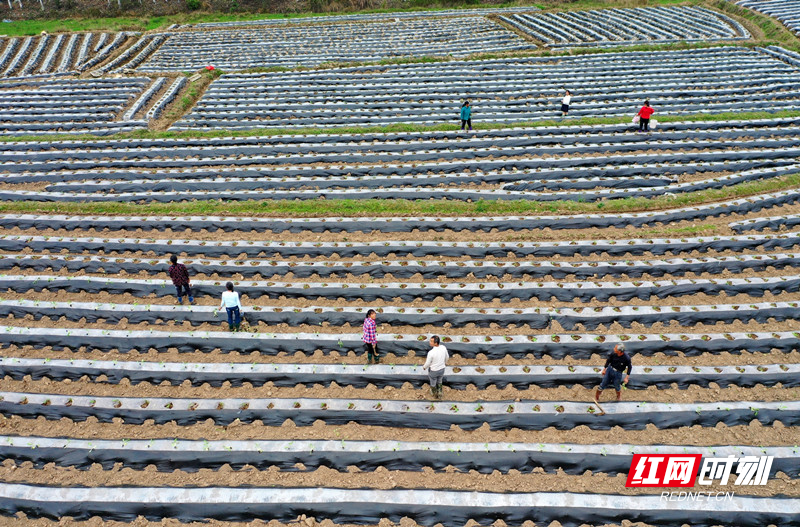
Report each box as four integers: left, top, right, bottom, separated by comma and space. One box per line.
0, 76, 158, 136
1, 197, 800, 524
172, 46, 800, 130
0, 32, 135, 78
736, 0, 800, 36
136, 17, 534, 72
500, 6, 750, 49
185, 5, 539, 28
2, 117, 799, 203
1, 5, 800, 525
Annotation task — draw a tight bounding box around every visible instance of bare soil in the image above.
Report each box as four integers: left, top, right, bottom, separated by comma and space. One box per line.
4, 345, 800, 367
1, 415, 797, 450
1, 463, 797, 498
4, 376, 800, 403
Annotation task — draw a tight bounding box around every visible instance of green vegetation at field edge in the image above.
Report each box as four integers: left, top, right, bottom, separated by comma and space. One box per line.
534, 0, 696, 13
0, 17, 150, 35
1, 173, 798, 218
712, 0, 800, 51
3, 0, 792, 52
0, 0, 534, 35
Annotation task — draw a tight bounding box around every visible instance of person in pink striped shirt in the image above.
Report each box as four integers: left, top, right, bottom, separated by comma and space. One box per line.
362, 309, 379, 364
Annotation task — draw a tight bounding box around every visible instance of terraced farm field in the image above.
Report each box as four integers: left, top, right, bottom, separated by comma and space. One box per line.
736, 0, 800, 36
2, 118, 800, 201
0, 32, 135, 78
1, 115, 800, 524
174, 46, 800, 129
500, 6, 749, 48
1, 1, 800, 525
137, 17, 534, 72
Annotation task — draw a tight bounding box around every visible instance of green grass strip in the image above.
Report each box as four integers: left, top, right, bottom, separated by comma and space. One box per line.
0, 173, 798, 218
0, 0, 533, 36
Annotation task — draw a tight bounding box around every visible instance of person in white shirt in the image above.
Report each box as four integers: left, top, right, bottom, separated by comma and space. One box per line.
219, 281, 243, 331
561, 89, 571, 117
422, 335, 449, 399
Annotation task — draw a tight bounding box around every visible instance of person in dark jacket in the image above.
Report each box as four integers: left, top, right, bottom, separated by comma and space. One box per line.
167, 254, 193, 304
595, 343, 632, 402
460, 100, 472, 131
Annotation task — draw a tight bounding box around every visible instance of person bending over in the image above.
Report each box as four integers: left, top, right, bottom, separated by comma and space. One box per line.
595, 343, 632, 402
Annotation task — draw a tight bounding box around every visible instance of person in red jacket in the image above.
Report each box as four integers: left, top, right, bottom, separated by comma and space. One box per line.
637, 100, 655, 132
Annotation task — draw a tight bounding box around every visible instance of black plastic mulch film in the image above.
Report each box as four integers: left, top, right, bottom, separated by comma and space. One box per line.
0, 396, 797, 430
0, 485, 795, 526
3, 330, 799, 359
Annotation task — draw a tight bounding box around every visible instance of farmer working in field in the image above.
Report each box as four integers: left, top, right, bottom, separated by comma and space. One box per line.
219, 281, 243, 332
422, 335, 449, 399
167, 254, 193, 304
595, 343, 632, 403
363, 309, 379, 364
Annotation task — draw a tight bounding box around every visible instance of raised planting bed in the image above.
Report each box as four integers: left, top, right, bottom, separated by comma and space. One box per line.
730, 213, 800, 232
2, 251, 799, 280
2, 326, 800, 359
0, 435, 795, 476
2, 274, 799, 303
2, 230, 799, 257
500, 6, 748, 48
2, 357, 797, 390
1, 391, 799, 430
2, 484, 794, 526
1, 300, 795, 330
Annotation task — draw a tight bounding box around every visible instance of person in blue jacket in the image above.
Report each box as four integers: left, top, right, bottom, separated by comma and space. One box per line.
460, 100, 472, 131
